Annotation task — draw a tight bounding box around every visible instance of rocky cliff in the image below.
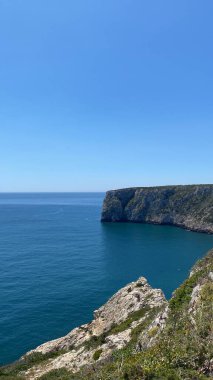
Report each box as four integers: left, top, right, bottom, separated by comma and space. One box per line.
101, 185, 213, 233
1, 249, 213, 380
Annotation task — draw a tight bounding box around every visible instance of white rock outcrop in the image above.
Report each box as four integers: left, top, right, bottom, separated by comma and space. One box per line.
25, 277, 167, 379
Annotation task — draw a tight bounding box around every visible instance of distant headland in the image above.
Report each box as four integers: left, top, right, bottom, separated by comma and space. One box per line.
101, 185, 213, 234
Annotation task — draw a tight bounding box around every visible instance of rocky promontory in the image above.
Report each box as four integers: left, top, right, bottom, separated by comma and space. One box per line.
21, 277, 167, 379
101, 185, 213, 233
1, 249, 213, 379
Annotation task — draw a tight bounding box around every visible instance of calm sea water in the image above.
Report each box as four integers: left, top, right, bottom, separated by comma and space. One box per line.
0, 193, 213, 365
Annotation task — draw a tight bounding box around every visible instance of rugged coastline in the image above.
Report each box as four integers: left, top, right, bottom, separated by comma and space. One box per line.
1, 186, 213, 379
101, 185, 213, 234
1, 248, 213, 379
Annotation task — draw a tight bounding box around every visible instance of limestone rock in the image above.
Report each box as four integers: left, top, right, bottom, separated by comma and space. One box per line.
101, 185, 213, 233
24, 277, 167, 379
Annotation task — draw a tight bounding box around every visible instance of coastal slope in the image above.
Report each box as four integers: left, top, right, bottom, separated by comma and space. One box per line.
1, 249, 213, 379
101, 185, 213, 233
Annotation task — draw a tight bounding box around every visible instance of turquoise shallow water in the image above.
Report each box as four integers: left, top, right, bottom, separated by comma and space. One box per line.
0, 193, 213, 365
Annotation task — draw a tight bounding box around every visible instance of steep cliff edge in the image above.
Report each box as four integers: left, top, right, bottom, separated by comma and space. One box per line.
101, 185, 213, 233
1, 249, 213, 380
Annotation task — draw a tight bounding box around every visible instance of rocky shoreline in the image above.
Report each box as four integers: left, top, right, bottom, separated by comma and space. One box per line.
101, 185, 213, 234
1, 249, 213, 379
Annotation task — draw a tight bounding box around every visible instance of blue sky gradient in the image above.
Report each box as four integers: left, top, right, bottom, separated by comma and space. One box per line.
0, 0, 212, 191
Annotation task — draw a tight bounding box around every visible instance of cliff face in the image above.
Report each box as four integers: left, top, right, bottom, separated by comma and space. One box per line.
22, 277, 167, 379
101, 185, 213, 233
1, 249, 213, 380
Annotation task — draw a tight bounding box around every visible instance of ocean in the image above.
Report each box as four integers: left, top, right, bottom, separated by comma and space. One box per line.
0, 192, 213, 365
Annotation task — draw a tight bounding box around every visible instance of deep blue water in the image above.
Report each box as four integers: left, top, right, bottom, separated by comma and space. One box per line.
0, 193, 213, 365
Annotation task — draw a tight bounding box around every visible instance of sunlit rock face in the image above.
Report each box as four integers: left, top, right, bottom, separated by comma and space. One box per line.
24, 277, 167, 379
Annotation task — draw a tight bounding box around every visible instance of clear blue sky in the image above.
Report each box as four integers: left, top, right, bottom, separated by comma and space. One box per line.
0, 0, 212, 191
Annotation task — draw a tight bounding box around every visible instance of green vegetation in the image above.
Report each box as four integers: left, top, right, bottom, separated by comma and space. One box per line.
0, 351, 66, 380
130, 307, 161, 345
39, 368, 74, 379
147, 326, 159, 338
170, 248, 213, 314
84, 331, 107, 350
109, 306, 150, 335
169, 269, 204, 312
93, 349, 103, 361
136, 282, 144, 287
84, 306, 151, 350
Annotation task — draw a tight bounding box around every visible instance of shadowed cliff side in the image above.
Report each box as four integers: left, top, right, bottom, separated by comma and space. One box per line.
101, 185, 213, 233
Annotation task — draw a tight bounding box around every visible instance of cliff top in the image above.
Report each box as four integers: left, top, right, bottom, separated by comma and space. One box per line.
106, 184, 213, 192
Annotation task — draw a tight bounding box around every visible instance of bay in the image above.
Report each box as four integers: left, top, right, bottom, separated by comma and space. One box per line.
0, 192, 213, 365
